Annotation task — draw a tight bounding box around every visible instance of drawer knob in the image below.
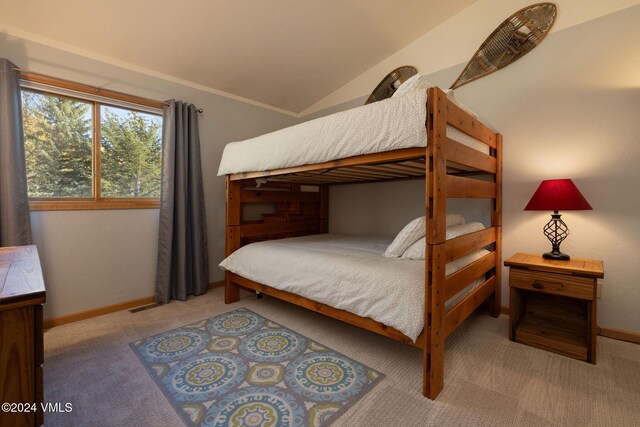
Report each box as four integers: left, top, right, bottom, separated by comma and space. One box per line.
531, 280, 562, 289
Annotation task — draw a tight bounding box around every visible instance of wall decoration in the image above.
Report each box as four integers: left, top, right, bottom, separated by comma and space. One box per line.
450, 2, 557, 90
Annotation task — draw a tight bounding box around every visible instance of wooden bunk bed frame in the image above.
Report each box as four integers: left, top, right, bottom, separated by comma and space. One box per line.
223, 87, 503, 399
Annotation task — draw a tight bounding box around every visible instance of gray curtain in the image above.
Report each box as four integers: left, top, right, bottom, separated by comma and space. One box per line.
155, 100, 208, 303
0, 59, 32, 246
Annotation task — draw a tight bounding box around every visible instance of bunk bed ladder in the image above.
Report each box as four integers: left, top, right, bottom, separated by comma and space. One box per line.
423, 87, 503, 399
224, 177, 330, 304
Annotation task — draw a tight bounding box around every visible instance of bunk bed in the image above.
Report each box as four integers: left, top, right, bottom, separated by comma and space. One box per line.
217, 87, 503, 399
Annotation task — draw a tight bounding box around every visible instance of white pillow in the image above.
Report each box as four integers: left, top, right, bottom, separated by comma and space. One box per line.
401, 236, 427, 260
391, 73, 478, 119
446, 214, 465, 228
391, 74, 434, 98
401, 222, 486, 260
384, 214, 464, 257
383, 216, 426, 257
384, 214, 467, 258
446, 222, 485, 240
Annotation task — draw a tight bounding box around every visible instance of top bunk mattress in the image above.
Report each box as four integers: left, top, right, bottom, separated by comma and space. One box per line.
217, 90, 488, 176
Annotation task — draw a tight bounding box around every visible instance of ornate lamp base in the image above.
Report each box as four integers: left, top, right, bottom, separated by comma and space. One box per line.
543, 251, 570, 260
542, 211, 570, 261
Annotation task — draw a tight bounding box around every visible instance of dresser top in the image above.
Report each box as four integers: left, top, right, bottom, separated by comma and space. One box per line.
504, 253, 604, 278
0, 245, 46, 307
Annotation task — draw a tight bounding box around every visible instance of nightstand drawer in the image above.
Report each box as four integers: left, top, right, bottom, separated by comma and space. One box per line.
509, 269, 594, 300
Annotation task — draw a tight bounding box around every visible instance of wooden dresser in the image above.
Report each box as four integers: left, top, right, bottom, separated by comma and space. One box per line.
0, 246, 46, 427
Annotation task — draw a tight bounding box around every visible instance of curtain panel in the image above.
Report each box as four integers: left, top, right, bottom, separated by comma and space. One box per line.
155, 100, 209, 303
0, 58, 32, 246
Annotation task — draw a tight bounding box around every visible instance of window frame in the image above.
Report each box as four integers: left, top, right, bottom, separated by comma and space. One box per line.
21, 73, 164, 211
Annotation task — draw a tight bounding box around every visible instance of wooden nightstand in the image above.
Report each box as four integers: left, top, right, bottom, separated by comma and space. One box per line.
504, 253, 604, 363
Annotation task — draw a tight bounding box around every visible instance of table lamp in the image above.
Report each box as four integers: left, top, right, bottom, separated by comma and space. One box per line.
524, 179, 592, 260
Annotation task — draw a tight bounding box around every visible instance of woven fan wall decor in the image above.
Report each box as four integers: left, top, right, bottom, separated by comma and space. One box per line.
450, 2, 557, 90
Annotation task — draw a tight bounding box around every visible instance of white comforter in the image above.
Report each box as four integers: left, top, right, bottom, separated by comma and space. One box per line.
219, 234, 489, 341
217, 90, 487, 176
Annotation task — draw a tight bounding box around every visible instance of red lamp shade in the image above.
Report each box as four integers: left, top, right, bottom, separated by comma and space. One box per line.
524, 179, 592, 211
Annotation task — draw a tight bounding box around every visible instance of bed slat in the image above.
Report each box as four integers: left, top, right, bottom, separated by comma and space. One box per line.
445, 251, 496, 300
322, 168, 399, 180
380, 163, 426, 173
445, 138, 497, 173
370, 163, 425, 175
293, 172, 351, 182
446, 175, 496, 198
347, 165, 413, 178
444, 276, 496, 338
445, 99, 497, 148
278, 176, 351, 184
444, 227, 496, 263
240, 190, 320, 203
239, 219, 319, 238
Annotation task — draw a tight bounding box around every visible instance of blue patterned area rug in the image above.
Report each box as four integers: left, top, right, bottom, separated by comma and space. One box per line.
130, 308, 384, 426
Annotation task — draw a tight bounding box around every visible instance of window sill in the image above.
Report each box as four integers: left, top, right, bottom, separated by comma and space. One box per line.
29, 199, 160, 211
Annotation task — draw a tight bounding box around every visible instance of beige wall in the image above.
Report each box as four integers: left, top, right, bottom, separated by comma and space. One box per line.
330, 179, 491, 237
302, 0, 640, 115
316, 6, 640, 332
1, 33, 297, 320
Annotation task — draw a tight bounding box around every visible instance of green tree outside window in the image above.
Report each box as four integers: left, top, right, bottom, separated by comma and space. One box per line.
22, 90, 162, 200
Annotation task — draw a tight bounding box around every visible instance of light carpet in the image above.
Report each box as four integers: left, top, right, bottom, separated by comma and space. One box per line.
43, 287, 640, 426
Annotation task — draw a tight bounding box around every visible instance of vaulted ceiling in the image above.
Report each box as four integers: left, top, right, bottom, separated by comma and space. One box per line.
0, 0, 477, 114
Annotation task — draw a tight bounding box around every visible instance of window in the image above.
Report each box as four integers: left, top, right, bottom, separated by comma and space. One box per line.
100, 105, 162, 198
23, 91, 94, 198
21, 75, 163, 210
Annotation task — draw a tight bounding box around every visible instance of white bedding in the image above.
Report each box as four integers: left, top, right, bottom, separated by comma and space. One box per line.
219, 234, 490, 341
217, 90, 488, 176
